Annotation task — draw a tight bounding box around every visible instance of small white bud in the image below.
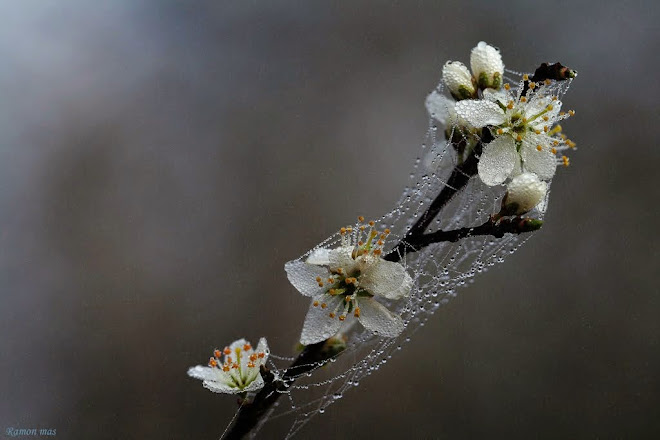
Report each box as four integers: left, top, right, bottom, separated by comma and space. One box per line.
501, 172, 547, 216
442, 61, 475, 100
470, 41, 504, 90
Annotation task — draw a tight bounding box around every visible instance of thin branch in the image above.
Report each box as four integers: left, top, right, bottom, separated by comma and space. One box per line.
384, 217, 543, 262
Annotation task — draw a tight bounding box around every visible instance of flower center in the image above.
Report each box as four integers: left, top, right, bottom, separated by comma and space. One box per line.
207, 345, 266, 389
312, 217, 394, 321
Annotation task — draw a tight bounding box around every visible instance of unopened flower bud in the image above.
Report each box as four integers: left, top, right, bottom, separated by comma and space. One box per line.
442, 61, 475, 100
500, 172, 547, 216
470, 41, 504, 90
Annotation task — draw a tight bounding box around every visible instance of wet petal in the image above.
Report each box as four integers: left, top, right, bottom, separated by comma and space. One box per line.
455, 99, 506, 128
256, 337, 270, 364
306, 248, 330, 265
482, 87, 508, 105
187, 365, 217, 381
425, 91, 455, 126
229, 338, 249, 354
477, 136, 517, 186
357, 299, 405, 338
203, 379, 241, 394
300, 294, 344, 345
521, 137, 557, 180
241, 374, 265, 393
328, 246, 357, 274
285, 261, 329, 297
360, 260, 413, 300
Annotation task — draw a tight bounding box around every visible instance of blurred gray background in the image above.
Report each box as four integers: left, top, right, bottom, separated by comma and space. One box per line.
1, 0, 658, 438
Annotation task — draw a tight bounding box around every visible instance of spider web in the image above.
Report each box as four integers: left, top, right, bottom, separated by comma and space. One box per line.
235, 70, 574, 439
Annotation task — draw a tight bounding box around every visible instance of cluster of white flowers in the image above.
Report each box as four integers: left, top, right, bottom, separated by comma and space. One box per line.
426, 42, 577, 216
188, 338, 270, 394
286, 217, 413, 345
188, 42, 577, 399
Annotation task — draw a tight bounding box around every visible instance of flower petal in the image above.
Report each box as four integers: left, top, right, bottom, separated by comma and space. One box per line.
360, 260, 413, 300
203, 379, 241, 394
455, 99, 506, 128
357, 298, 405, 338
482, 87, 508, 105
256, 337, 270, 364
300, 294, 344, 345
187, 365, 217, 381
328, 246, 357, 273
521, 137, 557, 180
285, 261, 329, 297
229, 338, 249, 354
306, 248, 330, 265
425, 91, 455, 126
477, 136, 517, 186
241, 374, 265, 393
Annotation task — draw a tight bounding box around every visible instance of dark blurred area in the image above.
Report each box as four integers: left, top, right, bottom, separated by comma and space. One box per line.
1, 1, 658, 438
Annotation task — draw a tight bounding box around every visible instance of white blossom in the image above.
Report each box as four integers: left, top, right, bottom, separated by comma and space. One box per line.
470, 41, 504, 89
187, 338, 270, 394
501, 172, 548, 215
425, 91, 462, 127
455, 80, 576, 186
286, 220, 413, 345
442, 61, 475, 100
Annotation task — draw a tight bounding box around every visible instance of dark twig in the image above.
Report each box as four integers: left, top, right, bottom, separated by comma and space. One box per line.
385, 217, 543, 262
